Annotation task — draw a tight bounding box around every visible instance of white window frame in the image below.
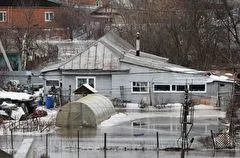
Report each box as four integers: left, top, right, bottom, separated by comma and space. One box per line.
76, 76, 96, 89
131, 81, 149, 93
172, 84, 186, 92
0, 11, 7, 22
45, 12, 54, 22
153, 83, 207, 93
45, 79, 60, 87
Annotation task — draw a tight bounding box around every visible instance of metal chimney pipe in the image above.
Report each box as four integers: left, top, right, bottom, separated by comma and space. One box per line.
136, 32, 140, 56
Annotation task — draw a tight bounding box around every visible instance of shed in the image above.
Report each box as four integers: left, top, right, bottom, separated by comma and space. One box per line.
56, 94, 115, 128
74, 84, 98, 96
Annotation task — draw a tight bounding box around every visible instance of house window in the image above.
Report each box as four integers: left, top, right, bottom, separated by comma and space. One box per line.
153, 84, 170, 92
0, 11, 7, 22
153, 84, 206, 93
235, 84, 240, 93
189, 84, 206, 92
46, 80, 60, 87
45, 12, 54, 22
172, 85, 186, 91
220, 83, 225, 87
176, 85, 186, 91
76, 77, 95, 88
132, 82, 149, 93
96, 0, 102, 6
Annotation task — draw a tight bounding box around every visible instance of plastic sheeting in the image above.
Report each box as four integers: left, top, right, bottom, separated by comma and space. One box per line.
56, 94, 115, 128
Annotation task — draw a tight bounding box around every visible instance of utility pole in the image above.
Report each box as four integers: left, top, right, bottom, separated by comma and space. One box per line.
180, 86, 194, 158
227, 68, 240, 148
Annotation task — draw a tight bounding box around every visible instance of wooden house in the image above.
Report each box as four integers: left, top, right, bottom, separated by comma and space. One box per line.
41, 31, 233, 105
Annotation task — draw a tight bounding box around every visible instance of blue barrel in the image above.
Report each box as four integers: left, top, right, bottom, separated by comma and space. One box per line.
46, 95, 54, 109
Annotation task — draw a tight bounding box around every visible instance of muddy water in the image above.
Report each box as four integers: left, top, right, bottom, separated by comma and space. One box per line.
32, 115, 237, 158
0, 110, 239, 158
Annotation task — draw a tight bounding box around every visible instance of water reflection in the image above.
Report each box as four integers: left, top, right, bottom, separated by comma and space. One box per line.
212, 149, 236, 157
1, 112, 240, 158
49, 150, 239, 158
56, 127, 97, 138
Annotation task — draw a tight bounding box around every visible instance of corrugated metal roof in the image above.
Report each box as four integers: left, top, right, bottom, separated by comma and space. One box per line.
41, 30, 202, 74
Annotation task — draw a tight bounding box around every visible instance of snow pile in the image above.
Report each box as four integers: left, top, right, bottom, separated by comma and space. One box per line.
194, 104, 220, 110
37, 107, 58, 122
0, 110, 8, 116
33, 88, 44, 97
0, 102, 17, 108
208, 74, 232, 83
11, 107, 25, 120
0, 106, 58, 136
165, 67, 200, 74
125, 103, 140, 109
0, 91, 33, 100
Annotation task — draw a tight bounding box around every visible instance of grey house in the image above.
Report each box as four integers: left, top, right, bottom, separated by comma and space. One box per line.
41, 31, 233, 105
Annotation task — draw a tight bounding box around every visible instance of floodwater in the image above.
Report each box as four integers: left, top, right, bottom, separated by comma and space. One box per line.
1, 107, 240, 158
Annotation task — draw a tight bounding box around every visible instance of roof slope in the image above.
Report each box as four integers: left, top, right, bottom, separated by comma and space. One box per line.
41, 30, 202, 74
0, 0, 60, 6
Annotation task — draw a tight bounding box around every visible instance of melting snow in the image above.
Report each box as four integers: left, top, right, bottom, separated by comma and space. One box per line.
208, 74, 232, 82
11, 107, 25, 120
0, 91, 33, 100
165, 67, 199, 73
0, 110, 8, 116
100, 104, 225, 127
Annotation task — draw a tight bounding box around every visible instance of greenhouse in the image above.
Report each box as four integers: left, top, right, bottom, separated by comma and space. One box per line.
56, 94, 115, 128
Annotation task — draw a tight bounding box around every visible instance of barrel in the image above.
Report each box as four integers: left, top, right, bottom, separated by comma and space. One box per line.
46, 95, 54, 109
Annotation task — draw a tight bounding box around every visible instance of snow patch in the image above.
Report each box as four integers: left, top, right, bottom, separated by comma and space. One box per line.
11, 107, 25, 120
100, 103, 224, 127
208, 74, 232, 82
0, 91, 33, 101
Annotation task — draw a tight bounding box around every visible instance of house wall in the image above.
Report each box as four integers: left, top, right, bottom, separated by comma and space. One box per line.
43, 71, 112, 101
0, 7, 59, 29
42, 69, 233, 105
43, 70, 62, 92
111, 72, 221, 104
2, 71, 43, 85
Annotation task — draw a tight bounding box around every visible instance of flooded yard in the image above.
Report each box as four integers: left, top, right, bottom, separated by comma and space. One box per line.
1, 104, 240, 157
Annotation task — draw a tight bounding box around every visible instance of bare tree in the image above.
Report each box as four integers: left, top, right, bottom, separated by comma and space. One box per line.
55, 6, 109, 39
0, 0, 59, 70
113, 0, 228, 70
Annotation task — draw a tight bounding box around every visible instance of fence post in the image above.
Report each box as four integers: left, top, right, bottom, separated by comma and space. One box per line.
211, 130, 216, 150
68, 85, 71, 102
77, 130, 79, 157
104, 133, 107, 150
11, 129, 13, 156
60, 83, 62, 107
156, 131, 159, 149
46, 133, 48, 157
